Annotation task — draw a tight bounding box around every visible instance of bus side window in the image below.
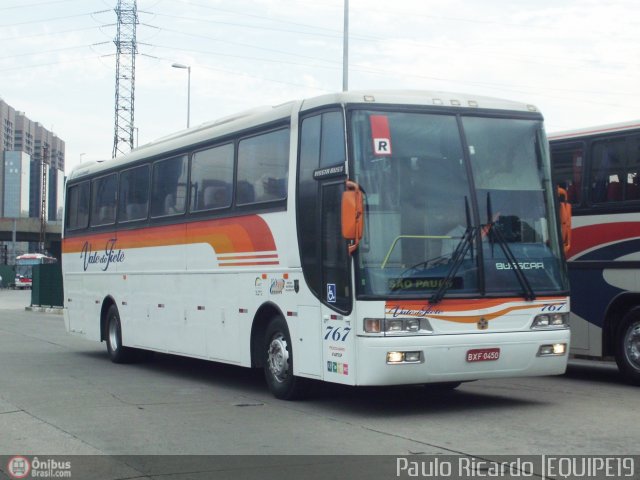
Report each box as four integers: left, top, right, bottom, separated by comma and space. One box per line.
66, 181, 90, 230
90, 174, 117, 226
118, 164, 149, 222
190, 143, 234, 212
236, 128, 289, 206
150, 155, 188, 217
590, 139, 625, 204
550, 142, 583, 205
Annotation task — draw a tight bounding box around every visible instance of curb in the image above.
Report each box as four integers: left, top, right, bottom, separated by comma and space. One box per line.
25, 306, 64, 315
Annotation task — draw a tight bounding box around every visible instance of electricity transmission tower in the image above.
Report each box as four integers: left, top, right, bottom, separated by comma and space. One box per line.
112, 0, 139, 158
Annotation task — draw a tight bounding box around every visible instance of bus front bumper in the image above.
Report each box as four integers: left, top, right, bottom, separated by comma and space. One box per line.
354, 329, 570, 386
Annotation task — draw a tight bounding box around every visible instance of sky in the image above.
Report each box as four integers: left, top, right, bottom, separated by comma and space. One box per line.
1, 0, 639, 174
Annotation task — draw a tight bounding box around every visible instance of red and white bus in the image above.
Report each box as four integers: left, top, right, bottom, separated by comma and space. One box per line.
550, 120, 640, 383
63, 91, 570, 399
14, 253, 57, 289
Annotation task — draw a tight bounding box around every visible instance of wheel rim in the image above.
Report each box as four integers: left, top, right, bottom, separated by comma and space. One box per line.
267, 333, 290, 383
108, 317, 120, 352
624, 320, 640, 372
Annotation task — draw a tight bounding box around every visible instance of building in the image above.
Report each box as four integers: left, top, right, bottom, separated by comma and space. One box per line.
0, 98, 65, 262
0, 98, 65, 222
3, 151, 30, 218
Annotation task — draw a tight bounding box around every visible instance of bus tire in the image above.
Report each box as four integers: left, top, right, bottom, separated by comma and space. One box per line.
263, 315, 306, 400
615, 308, 640, 385
106, 304, 136, 364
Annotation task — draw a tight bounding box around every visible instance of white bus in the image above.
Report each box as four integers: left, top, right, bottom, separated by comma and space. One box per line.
63, 91, 570, 399
550, 120, 640, 384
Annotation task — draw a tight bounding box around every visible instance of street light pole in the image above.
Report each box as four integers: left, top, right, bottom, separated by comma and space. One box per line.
172, 63, 191, 128
343, 0, 349, 92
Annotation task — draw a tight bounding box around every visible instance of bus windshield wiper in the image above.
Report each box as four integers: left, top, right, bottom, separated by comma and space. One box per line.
485, 193, 536, 301
429, 226, 476, 305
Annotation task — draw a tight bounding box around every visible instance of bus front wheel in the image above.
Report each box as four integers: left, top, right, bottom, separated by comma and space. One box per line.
615, 308, 640, 385
263, 316, 306, 400
106, 305, 136, 364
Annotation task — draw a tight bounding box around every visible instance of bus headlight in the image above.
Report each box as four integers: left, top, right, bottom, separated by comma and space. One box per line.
364, 318, 433, 335
537, 343, 567, 356
531, 313, 568, 329
387, 351, 423, 364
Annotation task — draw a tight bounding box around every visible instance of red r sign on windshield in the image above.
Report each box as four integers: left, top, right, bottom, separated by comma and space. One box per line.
370, 115, 392, 156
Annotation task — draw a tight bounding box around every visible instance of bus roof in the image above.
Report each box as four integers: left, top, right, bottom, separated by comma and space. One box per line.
548, 119, 640, 142
67, 90, 541, 182
17, 253, 51, 260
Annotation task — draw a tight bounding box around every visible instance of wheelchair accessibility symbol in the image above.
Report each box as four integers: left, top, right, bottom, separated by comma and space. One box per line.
327, 283, 337, 303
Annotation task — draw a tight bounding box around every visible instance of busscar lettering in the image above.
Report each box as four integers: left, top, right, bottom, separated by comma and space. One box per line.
496, 261, 544, 270
313, 164, 345, 179
80, 238, 125, 271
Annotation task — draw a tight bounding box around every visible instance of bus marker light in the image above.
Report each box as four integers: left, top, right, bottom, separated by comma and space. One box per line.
364, 318, 381, 333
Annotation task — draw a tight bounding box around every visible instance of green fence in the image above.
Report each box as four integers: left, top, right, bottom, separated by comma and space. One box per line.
31, 263, 64, 307
0, 265, 14, 289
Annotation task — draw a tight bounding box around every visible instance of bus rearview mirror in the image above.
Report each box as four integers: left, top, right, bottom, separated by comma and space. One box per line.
558, 186, 572, 255
342, 180, 364, 255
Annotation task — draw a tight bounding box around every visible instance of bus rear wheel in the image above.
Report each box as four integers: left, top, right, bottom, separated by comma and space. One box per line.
106, 305, 136, 364
263, 316, 306, 400
615, 308, 640, 385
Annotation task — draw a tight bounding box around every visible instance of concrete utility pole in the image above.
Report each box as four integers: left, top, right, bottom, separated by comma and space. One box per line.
39, 146, 48, 253
112, 0, 139, 158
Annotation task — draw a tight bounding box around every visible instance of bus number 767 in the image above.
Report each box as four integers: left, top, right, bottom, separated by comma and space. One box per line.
324, 326, 351, 342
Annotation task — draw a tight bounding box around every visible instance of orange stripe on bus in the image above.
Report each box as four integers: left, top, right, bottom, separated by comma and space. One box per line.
217, 254, 278, 260
218, 261, 280, 267
62, 215, 277, 255
385, 297, 565, 323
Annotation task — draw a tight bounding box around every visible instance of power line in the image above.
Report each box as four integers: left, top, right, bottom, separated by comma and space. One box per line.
171, 0, 345, 35
0, 54, 103, 71
0, 42, 110, 60
0, 10, 111, 28
141, 53, 332, 92
142, 41, 340, 70
140, 24, 339, 65
0, 0, 79, 10
0, 25, 113, 43
144, 11, 374, 41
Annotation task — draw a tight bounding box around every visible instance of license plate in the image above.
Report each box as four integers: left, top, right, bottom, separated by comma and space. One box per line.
466, 348, 500, 362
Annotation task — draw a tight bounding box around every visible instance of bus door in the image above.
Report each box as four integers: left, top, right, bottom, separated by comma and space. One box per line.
319, 180, 354, 384
297, 110, 354, 382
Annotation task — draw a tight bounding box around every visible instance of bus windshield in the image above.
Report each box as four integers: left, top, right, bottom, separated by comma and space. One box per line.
350, 110, 567, 298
